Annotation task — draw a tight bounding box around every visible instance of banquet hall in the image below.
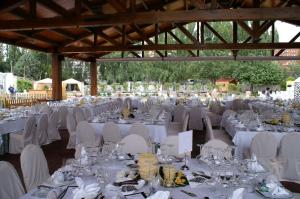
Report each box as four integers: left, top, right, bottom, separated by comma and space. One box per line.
0, 0, 300, 199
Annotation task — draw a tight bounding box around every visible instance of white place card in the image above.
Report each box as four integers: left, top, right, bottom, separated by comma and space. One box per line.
178, 130, 193, 155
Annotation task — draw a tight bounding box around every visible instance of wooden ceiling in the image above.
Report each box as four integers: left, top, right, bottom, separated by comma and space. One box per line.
0, 0, 299, 62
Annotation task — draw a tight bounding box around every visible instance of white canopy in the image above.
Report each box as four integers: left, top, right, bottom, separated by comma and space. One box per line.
62, 78, 81, 84
35, 78, 52, 84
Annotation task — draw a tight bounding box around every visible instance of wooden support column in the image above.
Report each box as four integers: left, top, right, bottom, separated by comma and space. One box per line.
90, 60, 97, 96
52, 53, 62, 100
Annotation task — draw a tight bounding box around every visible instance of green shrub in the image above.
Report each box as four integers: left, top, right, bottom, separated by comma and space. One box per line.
17, 79, 33, 92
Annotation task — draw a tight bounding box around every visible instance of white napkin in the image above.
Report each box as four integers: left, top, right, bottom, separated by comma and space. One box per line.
266, 183, 290, 197
147, 191, 170, 199
51, 171, 64, 185
248, 155, 265, 172
72, 177, 101, 199
228, 188, 244, 199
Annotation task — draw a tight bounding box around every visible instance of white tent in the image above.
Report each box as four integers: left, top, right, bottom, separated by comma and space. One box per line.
62, 78, 84, 95
33, 78, 52, 90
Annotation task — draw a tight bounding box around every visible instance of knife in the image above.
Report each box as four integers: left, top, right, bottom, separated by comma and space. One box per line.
180, 190, 197, 197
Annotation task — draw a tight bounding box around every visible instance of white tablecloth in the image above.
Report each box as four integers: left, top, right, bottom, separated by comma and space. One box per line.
89, 122, 168, 144
0, 117, 27, 135
20, 159, 300, 199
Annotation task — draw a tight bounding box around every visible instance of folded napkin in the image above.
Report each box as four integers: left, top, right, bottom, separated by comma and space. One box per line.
248, 155, 264, 172
51, 171, 64, 185
266, 183, 290, 197
147, 191, 170, 199
228, 188, 244, 199
72, 177, 101, 199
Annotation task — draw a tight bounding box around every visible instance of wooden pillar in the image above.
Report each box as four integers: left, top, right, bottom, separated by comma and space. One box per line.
90, 60, 97, 96
52, 53, 62, 100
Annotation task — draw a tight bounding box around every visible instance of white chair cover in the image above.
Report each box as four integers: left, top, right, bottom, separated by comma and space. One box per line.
173, 104, 185, 123
201, 139, 231, 160
47, 111, 61, 141
37, 114, 49, 145
102, 122, 122, 143
120, 134, 148, 154
84, 108, 93, 121
278, 133, 300, 181
0, 161, 25, 199
40, 105, 52, 116
9, 116, 37, 154
250, 132, 278, 167
75, 107, 86, 124
128, 122, 150, 142
58, 106, 68, 129
188, 106, 204, 131
76, 121, 100, 147
66, 112, 77, 149
21, 144, 50, 191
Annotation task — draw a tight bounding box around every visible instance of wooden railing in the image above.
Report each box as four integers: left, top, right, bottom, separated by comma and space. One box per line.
0, 93, 49, 109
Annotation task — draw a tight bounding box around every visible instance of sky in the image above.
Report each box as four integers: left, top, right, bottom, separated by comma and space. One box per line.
275, 21, 300, 42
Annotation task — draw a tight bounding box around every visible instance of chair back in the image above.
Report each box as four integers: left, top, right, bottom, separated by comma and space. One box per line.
48, 111, 60, 140
120, 134, 148, 154
21, 144, 50, 191
203, 115, 214, 141
250, 132, 277, 162
37, 114, 48, 145
128, 122, 150, 142
24, 116, 37, 146
58, 106, 68, 129
74, 107, 86, 124
76, 121, 99, 147
67, 112, 77, 134
84, 108, 93, 121
188, 106, 203, 131
278, 133, 300, 180
182, 113, 190, 131
102, 122, 122, 143
0, 161, 25, 199
173, 104, 185, 123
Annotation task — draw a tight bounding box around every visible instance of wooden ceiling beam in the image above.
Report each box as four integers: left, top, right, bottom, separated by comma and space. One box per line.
203, 22, 228, 43
0, 0, 24, 14
59, 42, 300, 53
176, 24, 200, 45
1, 8, 300, 31
96, 56, 300, 62
167, 30, 196, 56
275, 31, 300, 56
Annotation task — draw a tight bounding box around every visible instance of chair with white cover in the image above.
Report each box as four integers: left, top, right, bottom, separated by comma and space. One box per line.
102, 122, 122, 143
37, 114, 49, 145
9, 116, 37, 154
74, 107, 86, 124
20, 144, 50, 192
207, 100, 224, 127
39, 104, 52, 116
47, 111, 61, 141
0, 161, 25, 199
128, 122, 151, 143
188, 106, 204, 131
277, 133, 300, 181
76, 121, 101, 147
58, 106, 68, 130
250, 132, 278, 169
84, 108, 93, 121
168, 110, 188, 135
66, 112, 77, 149
203, 114, 232, 145
173, 104, 185, 123
120, 134, 149, 154
201, 139, 232, 160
